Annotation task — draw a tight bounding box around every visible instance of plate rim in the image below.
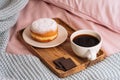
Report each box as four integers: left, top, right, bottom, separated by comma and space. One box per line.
22, 24, 68, 48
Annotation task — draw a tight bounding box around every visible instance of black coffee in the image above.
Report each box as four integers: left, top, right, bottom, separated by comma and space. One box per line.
73, 34, 100, 47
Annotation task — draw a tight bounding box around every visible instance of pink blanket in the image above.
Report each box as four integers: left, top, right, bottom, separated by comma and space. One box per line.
6, 0, 120, 56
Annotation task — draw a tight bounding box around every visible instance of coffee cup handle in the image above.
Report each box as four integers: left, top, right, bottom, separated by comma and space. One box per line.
86, 50, 97, 60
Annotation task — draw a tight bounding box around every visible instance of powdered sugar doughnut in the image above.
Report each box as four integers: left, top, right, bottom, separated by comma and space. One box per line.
30, 18, 58, 42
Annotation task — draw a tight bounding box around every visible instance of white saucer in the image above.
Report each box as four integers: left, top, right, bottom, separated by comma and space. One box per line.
22, 24, 68, 48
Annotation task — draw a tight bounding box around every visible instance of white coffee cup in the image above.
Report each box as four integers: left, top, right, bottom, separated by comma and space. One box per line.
70, 30, 102, 60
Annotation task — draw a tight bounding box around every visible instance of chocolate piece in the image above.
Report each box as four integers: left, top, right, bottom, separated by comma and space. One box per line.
60, 58, 76, 71
53, 57, 76, 71
53, 57, 66, 70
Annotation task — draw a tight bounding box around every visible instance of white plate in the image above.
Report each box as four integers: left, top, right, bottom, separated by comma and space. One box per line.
22, 24, 68, 48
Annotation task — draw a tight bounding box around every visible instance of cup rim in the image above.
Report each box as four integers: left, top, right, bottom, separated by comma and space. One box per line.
70, 29, 102, 48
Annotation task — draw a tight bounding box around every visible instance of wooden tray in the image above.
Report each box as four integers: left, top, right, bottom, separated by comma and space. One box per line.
18, 18, 106, 78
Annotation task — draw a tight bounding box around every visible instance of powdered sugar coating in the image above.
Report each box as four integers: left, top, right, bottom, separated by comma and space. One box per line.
31, 18, 57, 34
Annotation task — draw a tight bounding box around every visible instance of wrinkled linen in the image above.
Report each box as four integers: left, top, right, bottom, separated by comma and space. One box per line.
7, 0, 120, 56
1, 0, 120, 80
43, 0, 120, 34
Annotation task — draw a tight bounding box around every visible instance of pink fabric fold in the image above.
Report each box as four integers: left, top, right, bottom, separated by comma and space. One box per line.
43, 0, 120, 34
6, 0, 120, 56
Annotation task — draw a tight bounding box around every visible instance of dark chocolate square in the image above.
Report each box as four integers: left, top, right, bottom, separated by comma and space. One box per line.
53, 57, 66, 70
60, 58, 76, 71
53, 57, 76, 71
